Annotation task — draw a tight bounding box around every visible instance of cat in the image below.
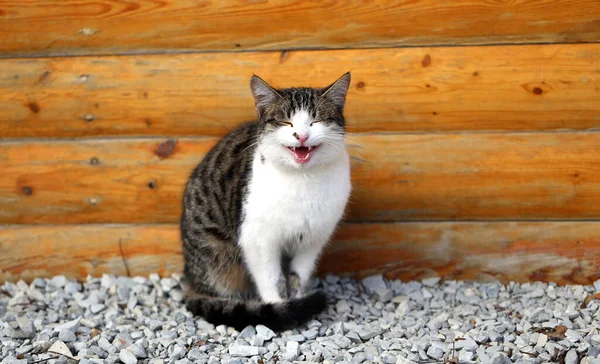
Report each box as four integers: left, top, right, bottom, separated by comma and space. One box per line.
180, 72, 352, 331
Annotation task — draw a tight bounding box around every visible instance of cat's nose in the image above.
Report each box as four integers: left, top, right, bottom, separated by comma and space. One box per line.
293, 132, 309, 145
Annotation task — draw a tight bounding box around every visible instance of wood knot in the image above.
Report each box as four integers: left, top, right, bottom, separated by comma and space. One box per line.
27, 101, 40, 113
38, 71, 51, 85
521, 82, 552, 96
89, 157, 100, 165
86, 196, 100, 206
357, 81, 365, 89
82, 114, 95, 122
422, 54, 431, 67
77, 28, 99, 36
155, 139, 177, 158
147, 180, 157, 189
22, 186, 33, 196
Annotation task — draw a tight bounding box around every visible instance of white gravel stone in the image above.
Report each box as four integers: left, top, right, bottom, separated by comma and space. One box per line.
119, 349, 138, 364
426, 345, 444, 360
256, 324, 275, 340
362, 275, 387, 294
536, 333, 548, 347
238, 325, 256, 339
58, 330, 76, 342
566, 348, 579, 364
491, 352, 511, 364
53, 317, 80, 332
302, 328, 319, 340
456, 337, 478, 351
422, 277, 441, 287
229, 345, 259, 357
283, 341, 300, 360
2, 274, 600, 364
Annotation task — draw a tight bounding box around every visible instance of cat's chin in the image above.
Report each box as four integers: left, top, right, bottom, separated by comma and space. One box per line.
285, 145, 320, 164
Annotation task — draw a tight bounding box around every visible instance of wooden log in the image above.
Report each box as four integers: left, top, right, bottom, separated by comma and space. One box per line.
1, 0, 599, 57
1, 222, 598, 285
1, 44, 599, 138
1, 132, 600, 224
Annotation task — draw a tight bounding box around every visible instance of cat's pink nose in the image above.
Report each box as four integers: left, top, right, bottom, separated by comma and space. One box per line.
293, 132, 309, 145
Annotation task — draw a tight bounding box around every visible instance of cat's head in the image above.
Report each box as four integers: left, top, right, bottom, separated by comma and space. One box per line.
250, 72, 351, 169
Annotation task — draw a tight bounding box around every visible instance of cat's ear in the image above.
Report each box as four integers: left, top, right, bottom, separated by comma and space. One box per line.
250, 75, 282, 111
322, 72, 351, 110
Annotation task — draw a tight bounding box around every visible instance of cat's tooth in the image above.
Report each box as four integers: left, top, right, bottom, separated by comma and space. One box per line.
291, 147, 296, 151
306, 152, 310, 158
308, 146, 313, 151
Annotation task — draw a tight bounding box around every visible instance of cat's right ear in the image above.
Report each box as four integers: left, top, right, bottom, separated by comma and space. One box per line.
250, 75, 281, 113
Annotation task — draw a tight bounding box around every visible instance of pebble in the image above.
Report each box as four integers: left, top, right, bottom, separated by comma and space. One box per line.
58, 330, 76, 342
1, 274, 599, 364
457, 337, 478, 351
119, 349, 138, 364
53, 318, 80, 332
284, 341, 300, 360
302, 328, 319, 340
422, 277, 441, 287
256, 324, 275, 340
566, 349, 579, 364
238, 325, 256, 339
426, 345, 444, 360
375, 288, 393, 302
491, 352, 511, 364
229, 345, 259, 357
362, 275, 387, 294
459, 350, 475, 362
536, 333, 548, 347
127, 344, 147, 358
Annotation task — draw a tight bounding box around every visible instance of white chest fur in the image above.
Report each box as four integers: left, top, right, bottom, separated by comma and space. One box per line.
242, 151, 351, 250
238, 150, 351, 302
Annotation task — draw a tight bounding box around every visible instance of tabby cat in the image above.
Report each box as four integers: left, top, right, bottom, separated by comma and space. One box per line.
180, 72, 352, 330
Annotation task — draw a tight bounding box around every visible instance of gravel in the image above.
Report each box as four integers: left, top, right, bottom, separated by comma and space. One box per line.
1, 274, 600, 363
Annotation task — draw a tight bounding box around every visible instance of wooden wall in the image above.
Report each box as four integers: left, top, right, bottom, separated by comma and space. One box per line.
1, 0, 599, 285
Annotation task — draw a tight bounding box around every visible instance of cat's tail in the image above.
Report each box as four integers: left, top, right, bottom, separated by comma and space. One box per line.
184, 291, 327, 331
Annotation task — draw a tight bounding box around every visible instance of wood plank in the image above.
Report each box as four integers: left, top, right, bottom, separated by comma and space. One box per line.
320, 222, 600, 285
1, 222, 598, 285
1, 132, 600, 224
1, 0, 599, 57
1, 44, 600, 137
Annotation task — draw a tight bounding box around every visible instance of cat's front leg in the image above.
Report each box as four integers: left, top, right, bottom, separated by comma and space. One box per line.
240, 230, 287, 303
289, 244, 323, 299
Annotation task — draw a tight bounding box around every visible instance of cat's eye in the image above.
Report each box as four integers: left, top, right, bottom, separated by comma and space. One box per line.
282, 121, 293, 127
310, 121, 320, 126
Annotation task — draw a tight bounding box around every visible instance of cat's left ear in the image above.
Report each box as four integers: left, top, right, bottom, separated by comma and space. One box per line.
322, 72, 351, 110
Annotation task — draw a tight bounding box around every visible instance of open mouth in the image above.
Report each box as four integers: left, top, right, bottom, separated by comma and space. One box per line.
286, 145, 319, 164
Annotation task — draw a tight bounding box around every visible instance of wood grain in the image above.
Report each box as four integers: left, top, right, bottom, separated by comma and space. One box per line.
1, 132, 599, 224
1, 44, 599, 138
1, 222, 598, 285
1, 0, 599, 57
320, 222, 600, 285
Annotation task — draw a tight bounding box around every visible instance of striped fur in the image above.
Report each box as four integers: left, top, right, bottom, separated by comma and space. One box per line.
181, 73, 351, 330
